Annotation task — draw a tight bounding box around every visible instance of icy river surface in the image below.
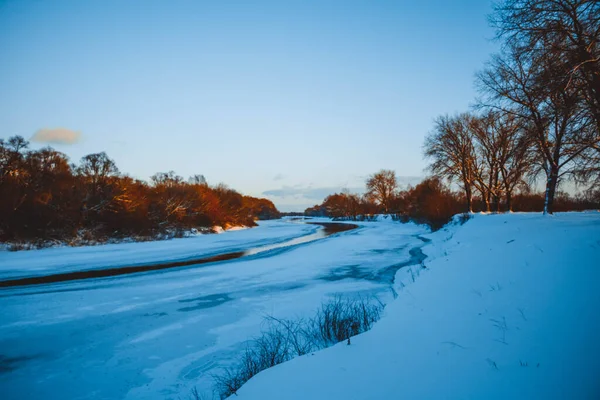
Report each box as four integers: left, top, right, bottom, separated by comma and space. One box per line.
0, 218, 428, 400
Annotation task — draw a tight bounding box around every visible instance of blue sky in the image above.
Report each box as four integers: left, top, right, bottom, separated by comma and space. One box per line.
0, 0, 497, 211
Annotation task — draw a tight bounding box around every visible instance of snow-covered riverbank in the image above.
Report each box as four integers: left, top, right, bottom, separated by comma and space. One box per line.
233, 212, 600, 399
0, 220, 318, 281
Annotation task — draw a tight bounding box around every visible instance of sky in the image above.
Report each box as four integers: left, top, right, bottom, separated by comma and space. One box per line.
0, 0, 498, 211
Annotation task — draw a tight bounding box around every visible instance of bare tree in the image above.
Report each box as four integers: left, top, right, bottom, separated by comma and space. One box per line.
492, 0, 600, 134
483, 0, 600, 213
188, 174, 207, 186
477, 41, 594, 213
469, 113, 505, 211
424, 114, 478, 212
0, 136, 29, 185
151, 171, 184, 187
365, 169, 398, 213
469, 111, 537, 211
75, 152, 121, 220
76, 152, 119, 188
493, 113, 538, 211
573, 142, 600, 184
341, 189, 361, 220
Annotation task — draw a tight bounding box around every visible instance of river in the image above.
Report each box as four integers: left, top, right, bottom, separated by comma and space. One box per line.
0, 219, 428, 399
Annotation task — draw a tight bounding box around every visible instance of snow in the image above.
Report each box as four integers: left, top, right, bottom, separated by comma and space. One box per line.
0, 220, 317, 280
3, 213, 598, 400
233, 212, 600, 399
0, 218, 429, 399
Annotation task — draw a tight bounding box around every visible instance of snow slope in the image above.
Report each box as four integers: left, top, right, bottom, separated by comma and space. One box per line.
233, 212, 600, 399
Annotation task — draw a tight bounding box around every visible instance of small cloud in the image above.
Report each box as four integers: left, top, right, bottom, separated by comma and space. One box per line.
31, 128, 81, 145
273, 173, 286, 181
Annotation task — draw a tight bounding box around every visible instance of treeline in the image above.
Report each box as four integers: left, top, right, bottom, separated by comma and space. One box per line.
309, 0, 600, 227
425, 0, 599, 214
0, 136, 279, 246
305, 170, 599, 230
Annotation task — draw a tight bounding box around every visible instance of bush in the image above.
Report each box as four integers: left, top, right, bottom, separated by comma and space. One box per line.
402, 177, 464, 230
213, 296, 383, 399
308, 296, 382, 345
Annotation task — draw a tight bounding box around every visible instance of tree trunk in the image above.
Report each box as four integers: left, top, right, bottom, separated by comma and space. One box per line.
505, 189, 512, 212
464, 184, 473, 213
543, 167, 559, 215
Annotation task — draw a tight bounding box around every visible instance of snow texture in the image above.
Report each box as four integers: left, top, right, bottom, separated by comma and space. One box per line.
233, 212, 600, 399
0, 218, 427, 399
2, 213, 598, 400
0, 220, 317, 280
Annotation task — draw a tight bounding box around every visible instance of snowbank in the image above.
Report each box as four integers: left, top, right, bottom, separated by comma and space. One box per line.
0, 220, 317, 280
233, 212, 600, 399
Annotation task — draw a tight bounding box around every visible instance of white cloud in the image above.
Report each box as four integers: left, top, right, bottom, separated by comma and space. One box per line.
31, 128, 81, 144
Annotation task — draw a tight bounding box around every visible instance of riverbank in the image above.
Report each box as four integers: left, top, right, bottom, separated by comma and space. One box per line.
0, 222, 358, 288
231, 212, 600, 399
0, 220, 318, 282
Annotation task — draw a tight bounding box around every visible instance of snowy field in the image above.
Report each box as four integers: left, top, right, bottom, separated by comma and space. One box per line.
234, 212, 600, 400
0, 218, 429, 399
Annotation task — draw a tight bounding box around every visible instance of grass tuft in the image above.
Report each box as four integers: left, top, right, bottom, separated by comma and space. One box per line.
213, 295, 383, 399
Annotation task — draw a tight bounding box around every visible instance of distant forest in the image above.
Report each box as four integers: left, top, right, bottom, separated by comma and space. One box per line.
0, 136, 279, 247
306, 171, 600, 230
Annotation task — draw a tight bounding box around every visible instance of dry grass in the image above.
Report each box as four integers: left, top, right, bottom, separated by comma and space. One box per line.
213, 295, 383, 399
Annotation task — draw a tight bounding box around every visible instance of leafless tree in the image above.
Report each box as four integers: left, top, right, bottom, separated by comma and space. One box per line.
493, 113, 538, 210
477, 41, 595, 213
188, 174, 207, 186
470, 111, 537, 211
365, 169, 398, 213
76, 152, 119, 188
76, 152, 121, 218
151, 171, 184, 187
492, 0, 600, 134
0, 136, 29, 185
482, 0, 600, 213
424, 114, 478, 212
469, 113, 505, 211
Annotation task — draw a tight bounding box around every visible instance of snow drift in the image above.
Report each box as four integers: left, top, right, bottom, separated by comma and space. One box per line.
232, 212, 600, 399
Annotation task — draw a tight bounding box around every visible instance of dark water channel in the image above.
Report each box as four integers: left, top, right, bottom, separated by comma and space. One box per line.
0, 222, 358, 288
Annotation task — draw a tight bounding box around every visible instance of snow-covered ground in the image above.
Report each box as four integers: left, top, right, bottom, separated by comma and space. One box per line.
0, 218, 428, 399
234, 212, 600, 399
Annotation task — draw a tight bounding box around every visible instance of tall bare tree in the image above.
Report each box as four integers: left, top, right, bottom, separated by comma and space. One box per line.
483, 0, 600, 213
469, 111, 537, 211
469, 113, 505, 211
478, 40, 594, 213
492, 113, 537, 210
424, 114, 478, 212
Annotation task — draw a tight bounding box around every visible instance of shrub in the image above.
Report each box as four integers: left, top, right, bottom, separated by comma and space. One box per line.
213, 296, 383, 399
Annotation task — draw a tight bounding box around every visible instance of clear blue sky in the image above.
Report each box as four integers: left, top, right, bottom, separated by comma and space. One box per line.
0, 0, 497, 211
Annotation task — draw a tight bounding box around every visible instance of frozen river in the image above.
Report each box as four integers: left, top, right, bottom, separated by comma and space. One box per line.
0, 219, 428, 399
